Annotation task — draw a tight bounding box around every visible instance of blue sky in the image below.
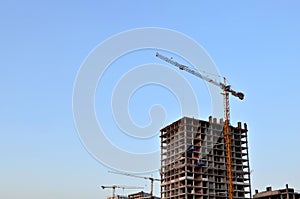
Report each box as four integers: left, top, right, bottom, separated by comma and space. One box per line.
1, 1, 300, 198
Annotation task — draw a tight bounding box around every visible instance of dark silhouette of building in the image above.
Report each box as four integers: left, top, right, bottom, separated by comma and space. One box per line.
254, 184, 300, 199
128, 191, 160, 199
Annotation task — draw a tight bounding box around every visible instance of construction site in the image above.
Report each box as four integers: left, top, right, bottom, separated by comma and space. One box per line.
160, 116, 251, 199
101, 52, 296, 199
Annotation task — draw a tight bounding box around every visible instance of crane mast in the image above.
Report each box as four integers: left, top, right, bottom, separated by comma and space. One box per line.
223, 77, 233, 199
156, 52, 244, 199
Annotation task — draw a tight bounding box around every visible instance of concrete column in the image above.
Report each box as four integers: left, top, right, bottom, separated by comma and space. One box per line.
286, 184, 290, 199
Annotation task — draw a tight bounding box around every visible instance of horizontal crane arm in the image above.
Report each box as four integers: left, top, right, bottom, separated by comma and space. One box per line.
156, 52, 223, 88
156, 52, 244, 100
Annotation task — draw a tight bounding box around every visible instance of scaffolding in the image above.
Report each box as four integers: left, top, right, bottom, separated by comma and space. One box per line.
160, 116, 251, 199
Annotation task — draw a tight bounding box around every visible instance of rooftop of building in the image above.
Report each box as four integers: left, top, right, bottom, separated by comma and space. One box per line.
254, 184, 300, 198
160, 116, 247, 134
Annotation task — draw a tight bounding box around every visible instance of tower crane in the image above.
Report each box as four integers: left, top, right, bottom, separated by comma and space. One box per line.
108, 171, 160, 197
155, 52, 244, 199
100, 185, 143, 197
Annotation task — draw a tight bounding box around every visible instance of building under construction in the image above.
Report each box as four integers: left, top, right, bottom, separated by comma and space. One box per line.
160, 116, 251, 199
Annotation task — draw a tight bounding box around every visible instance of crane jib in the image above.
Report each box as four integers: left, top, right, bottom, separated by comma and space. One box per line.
156, 52, 244, 100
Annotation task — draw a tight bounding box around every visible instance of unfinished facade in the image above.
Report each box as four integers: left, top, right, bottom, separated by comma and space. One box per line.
160, 116, 251, 199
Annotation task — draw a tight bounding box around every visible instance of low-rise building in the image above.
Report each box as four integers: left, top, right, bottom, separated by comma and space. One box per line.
107, 195, 129, 199
128, 191, 160, 199
254, 184, 300, 199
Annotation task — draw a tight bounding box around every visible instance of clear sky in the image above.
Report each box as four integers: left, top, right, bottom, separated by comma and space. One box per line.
1, 1, 300, 199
